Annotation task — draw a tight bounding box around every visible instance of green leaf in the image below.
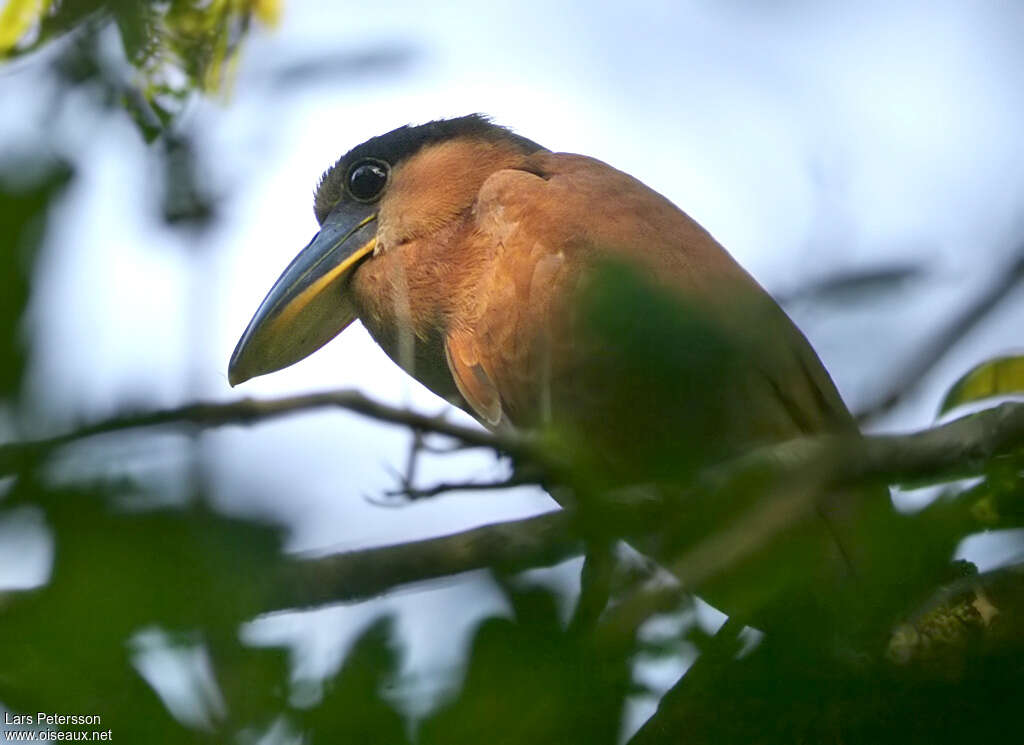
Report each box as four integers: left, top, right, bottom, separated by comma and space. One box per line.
419, 583, 630, 745
959, 462, 1024, 529
0, 479, 289, 742
0, 157, 73, 401
939, 355, 1024, 416
297, 616, 410, 745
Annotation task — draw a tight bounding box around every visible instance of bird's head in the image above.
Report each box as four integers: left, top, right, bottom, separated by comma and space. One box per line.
228, 114, 544, 386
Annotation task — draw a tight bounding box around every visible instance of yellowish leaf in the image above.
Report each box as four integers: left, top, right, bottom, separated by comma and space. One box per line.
939, 354, 1024, 416
0, 0, 47, 54
253, 0, 281, 26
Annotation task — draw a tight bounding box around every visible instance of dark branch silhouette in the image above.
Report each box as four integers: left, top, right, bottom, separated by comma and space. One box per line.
0, 389, 534, 477
266, 510, 577, 611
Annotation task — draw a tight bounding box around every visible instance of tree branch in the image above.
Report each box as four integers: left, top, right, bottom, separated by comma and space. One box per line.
724, 399, 1024, 491
606, 401, 1024, 638
258, 402, 1024, 614
265, 510, 578, 611
2, 390, 1023, 616
0, 390, 535, 477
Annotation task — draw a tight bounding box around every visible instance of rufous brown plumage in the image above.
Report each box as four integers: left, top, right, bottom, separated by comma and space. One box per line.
230, 114, 856, 475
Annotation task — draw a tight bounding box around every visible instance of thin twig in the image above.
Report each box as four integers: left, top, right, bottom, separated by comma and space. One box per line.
776, 263, 924, 307
856, 253, 1024, 424
384, 474, 538, 500
0, 390, 535, 477
419, 439, 477, 455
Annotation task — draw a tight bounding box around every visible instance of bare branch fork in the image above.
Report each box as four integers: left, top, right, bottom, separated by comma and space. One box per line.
379, 425, 536, 500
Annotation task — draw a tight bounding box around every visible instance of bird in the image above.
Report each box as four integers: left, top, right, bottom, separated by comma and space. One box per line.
228, 113, 854, 436
228, 115, 865, 619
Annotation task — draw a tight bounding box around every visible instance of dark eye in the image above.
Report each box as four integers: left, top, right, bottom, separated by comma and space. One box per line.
347, 160, 389, 202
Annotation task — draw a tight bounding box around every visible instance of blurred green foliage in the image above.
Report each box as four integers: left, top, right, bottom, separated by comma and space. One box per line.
0, 479, 286, 743
420, 583, 632, 745
570, 262, 746, 484
0, 157, 72, 402
1, 0, 278, 110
